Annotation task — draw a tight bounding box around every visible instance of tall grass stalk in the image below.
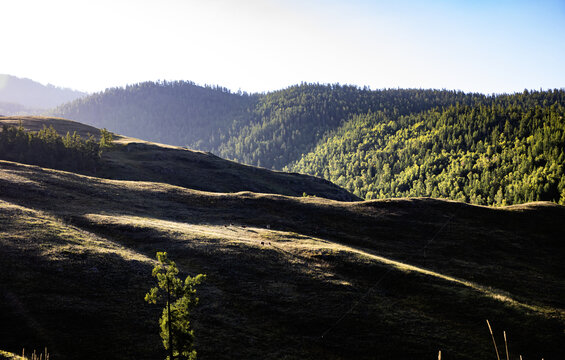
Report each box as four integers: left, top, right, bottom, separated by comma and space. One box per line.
20, 348, 49, 360
486, 319, 501, 360
503, 331, 509, 360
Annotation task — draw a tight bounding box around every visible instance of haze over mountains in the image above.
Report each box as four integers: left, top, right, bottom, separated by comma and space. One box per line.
0, 74, 86, 115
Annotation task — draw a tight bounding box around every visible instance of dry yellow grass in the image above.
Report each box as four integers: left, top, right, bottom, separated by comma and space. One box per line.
0, 200, 152, 265
0, 350, 25, 360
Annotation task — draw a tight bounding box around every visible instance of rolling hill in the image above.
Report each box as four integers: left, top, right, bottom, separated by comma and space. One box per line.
50, 81, 258, 154
0, 117, 564, 360
0, 116, 358, 201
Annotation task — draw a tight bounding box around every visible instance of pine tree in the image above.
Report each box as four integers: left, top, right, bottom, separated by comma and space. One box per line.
99, 128, 114, 150
145, 252, 206, 360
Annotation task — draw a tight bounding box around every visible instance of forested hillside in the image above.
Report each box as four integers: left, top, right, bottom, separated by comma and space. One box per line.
52, 81, 258, 150
52, 82, 565, 205
288, 90, 565, 205
53, 82, 484, 168
215, 85, 485, 169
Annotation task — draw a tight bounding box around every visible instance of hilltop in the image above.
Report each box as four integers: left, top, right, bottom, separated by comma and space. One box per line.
0, 116, 358, 201
0, 159, 563, 360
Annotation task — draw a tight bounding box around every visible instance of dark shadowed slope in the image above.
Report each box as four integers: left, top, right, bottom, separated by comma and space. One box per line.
1, 160, 563, 360
0, 116, 358, 201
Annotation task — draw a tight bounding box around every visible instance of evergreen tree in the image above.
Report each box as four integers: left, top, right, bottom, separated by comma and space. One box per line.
145, 252, 205, 360
99, 127, 114, 150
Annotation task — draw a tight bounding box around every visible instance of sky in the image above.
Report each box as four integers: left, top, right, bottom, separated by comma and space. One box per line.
1, 0, 564, 94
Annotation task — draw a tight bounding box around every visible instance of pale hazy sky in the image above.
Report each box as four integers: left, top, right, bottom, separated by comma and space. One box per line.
2, 0, 564, 94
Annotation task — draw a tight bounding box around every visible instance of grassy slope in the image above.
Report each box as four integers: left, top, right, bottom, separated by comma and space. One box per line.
0, 116, 358, 201
1, 160, 563, 360
0, 116, 101, 139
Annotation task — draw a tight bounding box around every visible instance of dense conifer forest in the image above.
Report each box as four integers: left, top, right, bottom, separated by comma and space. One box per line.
51, 82, 485, 168
0, 124, 112, 172
288, 90, 565, 205
52, 83, 565, 205
215, 85, 485, 169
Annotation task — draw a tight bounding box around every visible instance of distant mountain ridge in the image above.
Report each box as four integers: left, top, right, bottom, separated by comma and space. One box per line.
0, 100, 38, 116
0, 74, 86, 112
51, 81, 484, 167
52, 80, 257, 152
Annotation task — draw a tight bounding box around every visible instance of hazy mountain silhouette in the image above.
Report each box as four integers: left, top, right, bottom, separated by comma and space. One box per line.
0, 74, 86, 112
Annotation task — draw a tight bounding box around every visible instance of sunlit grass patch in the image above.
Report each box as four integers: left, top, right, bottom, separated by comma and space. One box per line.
0, 349, 50, 360
0, 350, 25, 360
0, 200, 151, 264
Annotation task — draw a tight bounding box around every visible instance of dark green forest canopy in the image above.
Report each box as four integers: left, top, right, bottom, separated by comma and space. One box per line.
288, 90, 565, 205
215, 84, 486, 169
52, 82, 565, 205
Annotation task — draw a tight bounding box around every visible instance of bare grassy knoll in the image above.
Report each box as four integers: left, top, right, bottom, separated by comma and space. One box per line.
0, 116, 358, 201
1, 159, 564, 360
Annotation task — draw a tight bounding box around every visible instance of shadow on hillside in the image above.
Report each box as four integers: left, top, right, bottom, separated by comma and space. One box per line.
1, 161, 565, 359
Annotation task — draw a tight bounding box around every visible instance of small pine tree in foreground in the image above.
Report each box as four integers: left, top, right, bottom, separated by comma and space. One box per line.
145, 252, 205, 360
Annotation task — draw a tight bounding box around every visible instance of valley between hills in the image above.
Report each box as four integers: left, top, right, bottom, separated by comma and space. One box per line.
0, 116, 564, 359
